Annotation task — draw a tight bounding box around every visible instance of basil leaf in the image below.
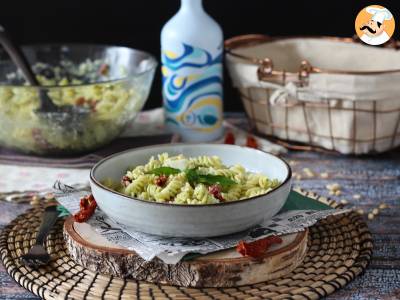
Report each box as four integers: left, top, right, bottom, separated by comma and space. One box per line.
185, 168, 199, 187
197, 174, 236, 189
185, 168, 236, 189
146, 167, 181, 176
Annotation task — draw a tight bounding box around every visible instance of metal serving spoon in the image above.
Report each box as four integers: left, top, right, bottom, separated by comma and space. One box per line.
0, 25, 89, 128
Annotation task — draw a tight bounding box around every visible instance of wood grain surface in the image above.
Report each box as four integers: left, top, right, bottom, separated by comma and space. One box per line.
63, 217, 307, 287
0, 116, 399, 299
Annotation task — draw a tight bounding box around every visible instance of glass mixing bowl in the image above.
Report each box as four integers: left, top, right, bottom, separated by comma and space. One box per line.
0, 44, 157, 155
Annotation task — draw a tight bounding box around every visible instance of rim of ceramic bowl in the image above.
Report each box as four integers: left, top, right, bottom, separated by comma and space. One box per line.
90, 143, 292, 207
0, 43, 158, 88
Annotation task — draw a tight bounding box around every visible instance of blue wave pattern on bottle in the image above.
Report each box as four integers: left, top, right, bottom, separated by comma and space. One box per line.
162, 43, 222, 133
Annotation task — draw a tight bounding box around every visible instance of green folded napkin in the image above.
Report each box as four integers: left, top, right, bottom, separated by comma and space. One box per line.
280, 190, 331, 212
56, 205, 71, 217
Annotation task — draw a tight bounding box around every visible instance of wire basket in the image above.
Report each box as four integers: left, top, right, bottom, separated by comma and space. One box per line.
225, 35, 400, 154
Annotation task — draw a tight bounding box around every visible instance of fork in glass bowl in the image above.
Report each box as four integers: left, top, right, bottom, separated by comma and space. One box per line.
20, 205, 59, 268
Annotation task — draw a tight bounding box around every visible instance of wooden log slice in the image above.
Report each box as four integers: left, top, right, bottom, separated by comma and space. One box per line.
63, 216, 308, 287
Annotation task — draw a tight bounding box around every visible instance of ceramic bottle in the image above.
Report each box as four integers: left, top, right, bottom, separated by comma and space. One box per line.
161, 0, 224, 142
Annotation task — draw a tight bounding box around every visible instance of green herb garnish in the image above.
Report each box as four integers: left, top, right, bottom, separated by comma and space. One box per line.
147, 167, 236, 190
185, 168, 236, 190
185, 168, 199, 184
198, 174, 236, 188
146, 167, 181, 176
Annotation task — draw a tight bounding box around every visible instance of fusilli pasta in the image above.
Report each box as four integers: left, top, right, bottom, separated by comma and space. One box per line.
104, 153, 281, 205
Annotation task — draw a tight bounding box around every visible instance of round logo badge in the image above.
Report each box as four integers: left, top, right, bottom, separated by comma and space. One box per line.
355, 5, 395, 45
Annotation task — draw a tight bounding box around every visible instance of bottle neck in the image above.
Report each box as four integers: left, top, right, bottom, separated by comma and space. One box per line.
180, 0, 204, 13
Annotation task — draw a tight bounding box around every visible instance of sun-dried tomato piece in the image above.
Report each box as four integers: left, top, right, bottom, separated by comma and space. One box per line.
74, 194, 97, 223
236, 235, 282, 259
99, 64, 110, 76
74, 211, 91, 223
155, 175, 168, 187
79, 194, 95, 210
75, 97, 86, 106
88, 99, 98, 112
208, 184, 221, 194
208, 184, 225, 202
224, 132, 235, 144
122, 175, 132, 187
246, 135, 258, 149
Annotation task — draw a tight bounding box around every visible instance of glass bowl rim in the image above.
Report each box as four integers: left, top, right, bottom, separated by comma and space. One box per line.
0, 43, 158, 89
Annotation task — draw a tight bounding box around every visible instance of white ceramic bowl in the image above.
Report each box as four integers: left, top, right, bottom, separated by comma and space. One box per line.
90, 144, 292, 237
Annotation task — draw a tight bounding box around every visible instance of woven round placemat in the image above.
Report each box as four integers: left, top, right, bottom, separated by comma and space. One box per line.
0, 191, 373, 300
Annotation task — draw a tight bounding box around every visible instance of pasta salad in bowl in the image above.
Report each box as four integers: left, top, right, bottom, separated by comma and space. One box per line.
90, 144, 292, 237
103, 153, 281, 204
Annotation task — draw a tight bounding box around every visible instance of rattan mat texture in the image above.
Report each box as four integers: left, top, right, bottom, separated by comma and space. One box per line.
0, 191, 373, 300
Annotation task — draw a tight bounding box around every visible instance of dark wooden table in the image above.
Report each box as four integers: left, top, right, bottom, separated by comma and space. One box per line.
0, 148, 399, 299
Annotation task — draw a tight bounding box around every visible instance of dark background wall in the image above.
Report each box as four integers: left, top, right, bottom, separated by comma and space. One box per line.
0, 0, 398, 111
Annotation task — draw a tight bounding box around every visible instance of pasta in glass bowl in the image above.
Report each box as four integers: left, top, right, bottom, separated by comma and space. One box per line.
0, 44, 157, 154
90, 144, 292, 237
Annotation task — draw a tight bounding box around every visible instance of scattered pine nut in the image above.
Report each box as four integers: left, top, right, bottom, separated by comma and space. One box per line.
368, 213, 374, 220
326, 183, 341, 192
295, 174, 303, 180
320, 172, 329, 179
356, 209, 364, 215
379, 203, 388, 209
331, 183, 341, 191
329, 191, 335, 195
335, 190, 342, 196
353, 194, 361, 200
340, 199, 349, 205
372, 208, 379, 216
30, 195, 40, 206
303, 168, 315, 178
45, 193, 54, 200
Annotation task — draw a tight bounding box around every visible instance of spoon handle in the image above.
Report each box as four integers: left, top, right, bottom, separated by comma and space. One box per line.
0, 25, 39, 85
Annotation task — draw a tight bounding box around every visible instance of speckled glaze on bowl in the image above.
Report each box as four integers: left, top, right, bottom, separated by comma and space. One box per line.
90, 144, 292, 237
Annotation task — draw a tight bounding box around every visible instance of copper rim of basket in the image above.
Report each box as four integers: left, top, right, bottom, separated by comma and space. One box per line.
225, 34, 400, 82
